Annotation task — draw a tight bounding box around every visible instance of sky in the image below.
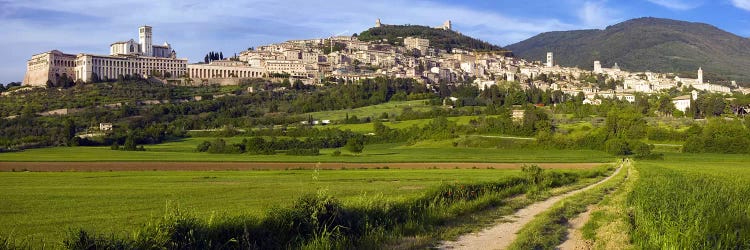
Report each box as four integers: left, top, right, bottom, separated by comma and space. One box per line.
1, 0, 750, 83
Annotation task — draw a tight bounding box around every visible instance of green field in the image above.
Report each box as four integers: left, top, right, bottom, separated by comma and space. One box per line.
306, 99, 434, 121
330, 115, 501, 133
0, 168, 547, 247
0, 139, 613, 163
627, 154, 750, 249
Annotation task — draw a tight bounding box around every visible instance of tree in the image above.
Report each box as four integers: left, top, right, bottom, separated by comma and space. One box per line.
63, 119, 76, 146
207, 138, 227, 154
292, 79, 304, 90
657, 95, 675, 116
345, 136, 364, 154
123, 134, 137, 151
604, 138, 630, 155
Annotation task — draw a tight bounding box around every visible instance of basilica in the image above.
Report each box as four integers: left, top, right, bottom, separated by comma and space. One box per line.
23, 26, 187, 87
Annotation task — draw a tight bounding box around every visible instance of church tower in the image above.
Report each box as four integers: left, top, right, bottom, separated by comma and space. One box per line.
593, 61, 602, 73
697, 67, 703, 84
139, 26, 153, 57
546, 52, 553, 67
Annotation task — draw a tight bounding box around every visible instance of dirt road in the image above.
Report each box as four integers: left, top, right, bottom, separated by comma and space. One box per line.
437, 164, 622, 250
0, 162, 603, 172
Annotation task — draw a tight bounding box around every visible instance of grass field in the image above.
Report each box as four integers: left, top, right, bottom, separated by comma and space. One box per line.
330, 115, 501, 133
0, 167, 600, 247
0, 139, 613, 163
628, 154, 750, 249
306, 99, 434, 121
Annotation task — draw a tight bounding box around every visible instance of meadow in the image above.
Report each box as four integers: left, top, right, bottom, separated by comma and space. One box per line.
0, 139, 613, 163
305, 99, 434, 121
330, 115, 502, 133
628, 154, 750, 249
0, 167, 610, 248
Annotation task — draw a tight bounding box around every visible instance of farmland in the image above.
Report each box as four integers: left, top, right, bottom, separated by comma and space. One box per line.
305, 99, 435, 121
500, 153, 750, 249
0, 166, 607, 248
0, 139, 612, 163
627, 155, 750, 249
3, 77, 750, 249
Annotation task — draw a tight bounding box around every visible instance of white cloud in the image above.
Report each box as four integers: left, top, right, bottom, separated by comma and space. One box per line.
732, 0, 750, 11
646, 0, 703, 10
578, 1, 621, 28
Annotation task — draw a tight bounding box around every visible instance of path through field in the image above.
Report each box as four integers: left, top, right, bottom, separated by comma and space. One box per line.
437, 163, 623, 250
557, 206, 594, 250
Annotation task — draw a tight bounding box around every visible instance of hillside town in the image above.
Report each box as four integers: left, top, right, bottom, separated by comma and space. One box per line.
22, 20, 747, 114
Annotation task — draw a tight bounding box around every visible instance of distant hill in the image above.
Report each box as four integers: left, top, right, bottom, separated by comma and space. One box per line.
358, 25, 507, 53
506, 17, 750, 83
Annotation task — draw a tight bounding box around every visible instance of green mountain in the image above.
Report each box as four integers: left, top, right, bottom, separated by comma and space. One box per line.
358, 24, 507, 53
506, 17, 750, 83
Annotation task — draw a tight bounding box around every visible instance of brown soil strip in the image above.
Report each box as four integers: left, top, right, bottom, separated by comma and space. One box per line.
0, 162, 602, 172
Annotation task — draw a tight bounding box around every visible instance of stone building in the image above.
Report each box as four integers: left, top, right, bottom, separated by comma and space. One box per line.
441, 20, 452, 30
23, 25, 187, 86
187, 60, 265, 79
546, 52, 554, 67
404, 37, 430, 54
75, 54, 187, 82
23, 50, 77, 87
264, 60, 312, 78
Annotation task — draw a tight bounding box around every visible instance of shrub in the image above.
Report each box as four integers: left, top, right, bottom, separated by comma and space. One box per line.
682, 118, 750, 154
344, 137, 364, 154
196, 141, 211, 152
604, 138, 630, 156
286, 148, 320, 156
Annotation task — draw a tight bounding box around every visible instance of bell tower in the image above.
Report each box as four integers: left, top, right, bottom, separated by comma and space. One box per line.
139, 26, 153, 57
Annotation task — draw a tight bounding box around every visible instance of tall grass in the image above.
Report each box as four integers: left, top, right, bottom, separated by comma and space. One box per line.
628, 163, 750, 249
61, 166, 611, 249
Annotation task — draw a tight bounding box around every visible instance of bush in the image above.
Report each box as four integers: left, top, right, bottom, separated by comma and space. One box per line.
682, 118, 750, 154
286, 148, 320, 156
202, 139, 244, 154
344, 137, 364, 154
196, 141, 211, 152
604, 138, 630, 156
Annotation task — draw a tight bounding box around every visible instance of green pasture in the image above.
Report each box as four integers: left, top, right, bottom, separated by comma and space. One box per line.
0, 168, 532, 247
331, 115, 504, 133
306, 99, 434, 121
0, 139, 613, 163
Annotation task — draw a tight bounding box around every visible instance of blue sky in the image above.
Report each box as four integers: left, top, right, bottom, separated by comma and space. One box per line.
1, 0, 749, 83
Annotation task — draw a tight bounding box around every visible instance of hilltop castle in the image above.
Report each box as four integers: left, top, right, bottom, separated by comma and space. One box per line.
374, 18, 452, 31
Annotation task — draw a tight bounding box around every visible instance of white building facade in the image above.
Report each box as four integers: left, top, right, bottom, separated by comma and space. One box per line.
24, 25, 187, 86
